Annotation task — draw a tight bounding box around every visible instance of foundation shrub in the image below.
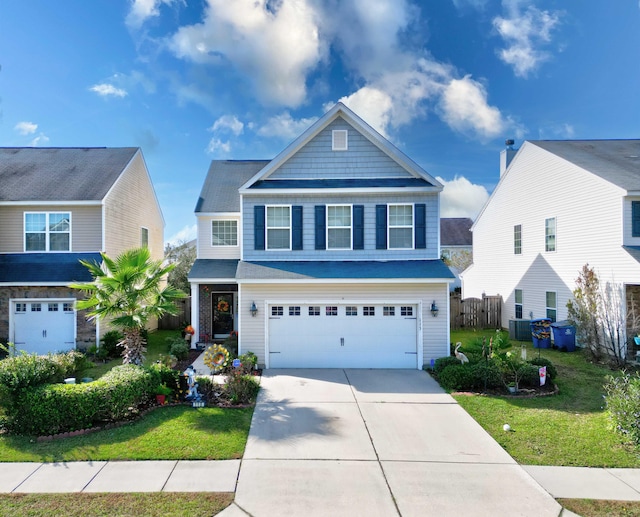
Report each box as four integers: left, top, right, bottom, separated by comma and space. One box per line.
438, 364, 476, 391
168, 339, 190, 361
433, 356, 461, 375
224, 369, 260, 405
469, 361, 504, 390
101, 330, 123, 359
604, 373, 640, 445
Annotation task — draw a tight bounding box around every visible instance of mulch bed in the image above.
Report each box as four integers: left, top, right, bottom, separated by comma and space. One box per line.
454, 382, 559, 398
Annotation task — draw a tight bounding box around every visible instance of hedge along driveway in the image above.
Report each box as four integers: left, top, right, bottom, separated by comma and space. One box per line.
451, 333, 637, 467
0, 405, 253, 463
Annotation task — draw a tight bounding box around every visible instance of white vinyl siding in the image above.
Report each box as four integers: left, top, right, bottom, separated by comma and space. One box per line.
389, 204, 413, 249
266, 206, 291, 250
327, 205, 352, 250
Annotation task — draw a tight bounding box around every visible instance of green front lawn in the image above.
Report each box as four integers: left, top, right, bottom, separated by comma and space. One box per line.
0, 405, 253, 463
450, 329, 639, 467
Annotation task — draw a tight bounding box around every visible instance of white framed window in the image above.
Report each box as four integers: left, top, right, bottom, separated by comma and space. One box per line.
141, 227, 149, 248
25, 212, 71, 251
332, 129, 348, 151
346, 306, 358, 316
266, 206, 291, 250
212, 220, 238, 246
389, 205, 413, 249
514, 224, 522, 255
327, 205, 352, 250
515, 289, 523, 319
545, 217, 556, 252
546, 291, 557, 322
309, 306, 320, 316
363, 306, 375, 316
401, 306, 413, 316
383, 306, 395, 316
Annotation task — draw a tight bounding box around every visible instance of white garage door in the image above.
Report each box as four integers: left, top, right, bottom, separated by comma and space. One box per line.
268, 303, 418, 368
12, 300, 76, 355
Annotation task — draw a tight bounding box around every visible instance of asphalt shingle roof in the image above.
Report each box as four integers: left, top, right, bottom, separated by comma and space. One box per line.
531, 140, 640, 191
249, 178, 434, 189
0, 253, 102, 283
195, 160, 269, 213
188, 259, 240, 281
440, 218, 473, 246
0, 147, 138, 201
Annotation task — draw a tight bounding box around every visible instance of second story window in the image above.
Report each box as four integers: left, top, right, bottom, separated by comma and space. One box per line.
141, 227, 149, 248
212, 220, 238, 246
514, 224, 522, 255
545, 217, 556, 252
25, 212, 70, 252
327, 205, 352, 249
632, 201, 640, 237
389, 204, 413, 249
267, 206, 291, 250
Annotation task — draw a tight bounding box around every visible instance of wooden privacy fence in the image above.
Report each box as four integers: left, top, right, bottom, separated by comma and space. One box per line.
450, 294, 502, 330
158, 297, 191, 330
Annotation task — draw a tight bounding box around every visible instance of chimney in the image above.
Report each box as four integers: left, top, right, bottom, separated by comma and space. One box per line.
500, 139, 518, 176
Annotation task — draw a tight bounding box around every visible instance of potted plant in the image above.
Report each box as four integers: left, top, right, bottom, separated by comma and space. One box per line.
156, 384, 172, 405
507, 382, 517, 394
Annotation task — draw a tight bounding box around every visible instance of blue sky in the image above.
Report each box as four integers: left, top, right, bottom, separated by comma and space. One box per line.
1, 1, 639, 245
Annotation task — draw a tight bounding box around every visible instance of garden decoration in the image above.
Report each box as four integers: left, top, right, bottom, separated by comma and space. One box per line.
184, 325, 195, 343
217, 299, 230, 313
184, 365, 205, 407
454, 343, 469, 364
203, 344, 230, 374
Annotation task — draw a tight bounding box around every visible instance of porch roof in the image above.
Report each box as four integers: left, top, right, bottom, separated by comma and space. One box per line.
624, 246, 640, 264
188, 259, 240, 281
236, 260, 455, 281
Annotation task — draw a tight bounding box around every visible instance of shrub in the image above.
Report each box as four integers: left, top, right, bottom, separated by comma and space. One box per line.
438, 364, 476, 391
0, 353, 66, 395
238, 351, 258, 374
469, 361, 504, 390
149, 363, 181, 393
433, 356, 461, 375
528, 357, 558, 381
5, 364, 156, 435
224, 369, 260, 405
101, 330, 123, 359
223, 335, 238, 357
168, 339, 190, 361
517, 363, 543, 389
604, 373, 640, 445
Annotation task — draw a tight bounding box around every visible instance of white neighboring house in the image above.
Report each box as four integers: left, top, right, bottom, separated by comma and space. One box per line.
462, 139, 640, 338
188, 102, 454, 369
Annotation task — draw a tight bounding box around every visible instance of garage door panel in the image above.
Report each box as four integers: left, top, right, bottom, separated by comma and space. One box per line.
269, 304, 418, 369
12, 301, 76, 355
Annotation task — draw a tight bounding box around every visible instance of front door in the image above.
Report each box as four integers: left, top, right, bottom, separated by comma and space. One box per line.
212, 293, 234, 338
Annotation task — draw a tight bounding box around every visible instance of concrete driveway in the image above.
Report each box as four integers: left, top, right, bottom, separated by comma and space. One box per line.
228, 369, 562, 517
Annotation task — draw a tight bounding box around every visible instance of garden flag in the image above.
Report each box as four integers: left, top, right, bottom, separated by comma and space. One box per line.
539, 366, 547, 386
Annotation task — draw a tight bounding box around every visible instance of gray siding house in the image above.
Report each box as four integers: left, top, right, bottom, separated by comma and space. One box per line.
189, 103, 453, 369
0, 147, 164, 354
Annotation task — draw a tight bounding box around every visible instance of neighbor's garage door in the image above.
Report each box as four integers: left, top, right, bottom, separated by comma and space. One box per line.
268, 303, 418, 368
12, 301, 76, 355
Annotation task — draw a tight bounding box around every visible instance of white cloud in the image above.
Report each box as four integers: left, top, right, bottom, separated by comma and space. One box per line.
29, 133, 50, 147
126, 0, 180, 29
206, 137, 231, 154
437, 175, 490, 219
166, 224, 197, 246
14, 121, 37, 135
210, 115, 244, 136
438, 75, 504, 140
257, 111, 318, 140
89, 83, 128, 98
170, 0, 325, 107
493, 0, 562, 77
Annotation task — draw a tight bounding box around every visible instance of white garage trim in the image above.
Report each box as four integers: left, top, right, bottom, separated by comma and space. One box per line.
264, 299, 423, 369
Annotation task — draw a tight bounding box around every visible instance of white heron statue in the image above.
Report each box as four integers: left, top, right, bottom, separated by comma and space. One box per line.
454, 342, 469, 364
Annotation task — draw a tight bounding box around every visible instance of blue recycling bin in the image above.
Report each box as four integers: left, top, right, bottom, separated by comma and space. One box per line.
551, 321, 576, 352
531, 318, 552, 348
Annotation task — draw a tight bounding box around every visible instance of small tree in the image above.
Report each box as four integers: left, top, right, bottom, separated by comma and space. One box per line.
72, 248, 187, 365
567, 264, 602, 361
164, 240, 196, 293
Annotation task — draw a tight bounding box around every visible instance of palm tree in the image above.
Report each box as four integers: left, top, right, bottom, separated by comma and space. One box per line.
71, 247, 187, 365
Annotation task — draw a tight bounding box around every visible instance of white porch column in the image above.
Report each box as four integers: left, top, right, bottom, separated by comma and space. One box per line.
190, 282, 199, 350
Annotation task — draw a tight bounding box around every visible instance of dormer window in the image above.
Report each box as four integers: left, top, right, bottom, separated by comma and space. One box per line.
332, 130, 348, 151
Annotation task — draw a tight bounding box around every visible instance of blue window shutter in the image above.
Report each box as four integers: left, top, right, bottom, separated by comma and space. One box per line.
353, 205, 364, 250
415, 203, 426, 249
376, 205, 387, 249
292, 205, 303, 250
315, 205, 326, 250
633, 202, 640, 237
254, 205, 265, 250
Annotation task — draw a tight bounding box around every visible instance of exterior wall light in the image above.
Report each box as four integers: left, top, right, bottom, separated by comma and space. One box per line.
250, 301, 258, 317
430, 301, 439, 317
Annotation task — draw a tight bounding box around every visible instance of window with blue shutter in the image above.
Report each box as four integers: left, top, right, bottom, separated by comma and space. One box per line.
315, 205, 326, 250
254, 205, 265, 250
415, 203, 426, 249
292, 205, 303, 250
353, 205, 364, 250
633, 202, 640, 237
376, 204, 387, 249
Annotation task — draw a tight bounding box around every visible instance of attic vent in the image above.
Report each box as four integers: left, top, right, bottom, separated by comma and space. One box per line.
332, 130, 348, 151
